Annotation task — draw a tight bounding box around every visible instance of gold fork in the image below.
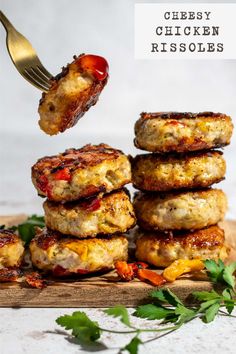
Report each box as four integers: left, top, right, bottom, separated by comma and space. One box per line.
0, 11, 52, 91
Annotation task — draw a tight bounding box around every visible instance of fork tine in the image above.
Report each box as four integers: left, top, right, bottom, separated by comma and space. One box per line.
37, 64, 53, 80
27, 68, 50, 90
23, 69, 49, 91
30, 67, 51, 88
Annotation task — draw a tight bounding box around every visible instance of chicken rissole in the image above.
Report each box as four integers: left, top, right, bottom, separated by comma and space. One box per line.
32, 144, 131, 202
134, 112, 233, 153
38, 54, 109, 135
0, 230, 24, 268
135, 226, 229, 267
133, 189, 227, 231
43, 189, 136, 238
132, 150, 226, 192
30, 228, 128, 275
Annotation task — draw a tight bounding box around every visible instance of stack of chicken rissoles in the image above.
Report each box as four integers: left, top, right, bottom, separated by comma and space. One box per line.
30, 144, 136, 276
132, 112, 233, 268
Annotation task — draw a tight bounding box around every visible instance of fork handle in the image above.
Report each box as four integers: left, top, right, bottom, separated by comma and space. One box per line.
0, 11, 16, 32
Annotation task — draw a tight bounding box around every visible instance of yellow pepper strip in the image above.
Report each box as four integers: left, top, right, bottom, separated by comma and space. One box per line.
162, 259, 205, 282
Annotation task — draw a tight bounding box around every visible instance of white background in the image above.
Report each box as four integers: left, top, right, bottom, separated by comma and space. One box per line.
0, 0, 235, 219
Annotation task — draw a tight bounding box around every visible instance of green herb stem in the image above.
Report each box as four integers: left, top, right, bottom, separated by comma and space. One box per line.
99, 324, 180, 335
219, 310, 236, 318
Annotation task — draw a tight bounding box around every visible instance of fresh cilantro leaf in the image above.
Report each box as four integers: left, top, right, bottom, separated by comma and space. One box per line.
0, 225, 5, 230
152, 288, 183, 307
150, 289, 167, 302
136, 290, 193, 325
204, 259, 224, 283
122, 336, 142, 354
193, 290, 221, 302
104, 306, 131, 327
174, 305, 196, 324
203, 302, 221, 323
204, 259, 236, 289
222, 288, 231, 300
17, 215, 45, 244
56, 311, 100, 343
163, 289, 184, 307
204, 259, 219, 274
198, 299, 219, 313
222, 262, 236, 289
133, 304, 174, 320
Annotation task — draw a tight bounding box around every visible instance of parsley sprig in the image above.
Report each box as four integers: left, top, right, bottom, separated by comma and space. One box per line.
56, 259, 236, 354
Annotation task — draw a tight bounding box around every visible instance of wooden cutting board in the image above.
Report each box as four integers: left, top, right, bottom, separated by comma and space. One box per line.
0, 215, 235, 308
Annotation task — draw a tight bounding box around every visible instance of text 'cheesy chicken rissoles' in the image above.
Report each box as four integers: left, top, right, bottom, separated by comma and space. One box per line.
135, 226, 229, 267
38, 54, 109, 135
134, 112, 233, 153
0, 230, 24, 269
29, 228, 128, 275
32, 144, 131, 202
133, 189, 227, 231
132, 150, 226, 192
43, 190, 136, 238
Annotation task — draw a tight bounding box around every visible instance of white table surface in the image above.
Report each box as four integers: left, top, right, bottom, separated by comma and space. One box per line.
1, 307, 236, 354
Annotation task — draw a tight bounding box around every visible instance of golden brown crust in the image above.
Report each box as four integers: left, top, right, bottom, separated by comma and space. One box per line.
32, 144, 122, 174
135, 226, 229, 267
134, 188, 225, 203
134, 112, 233, 153
140, 112, 228, 120
38, 54, 109, 135
0, 230, 19, 248
32, 227, 127, 250
133, 149, 222, 160
131, 151, 226, 191
133, 189, 227, 231
31, 144, 131, 202
0, 230, 25, 268
30, 228, 128, 275
136, 225, 225, 248
43, 189, 136, 238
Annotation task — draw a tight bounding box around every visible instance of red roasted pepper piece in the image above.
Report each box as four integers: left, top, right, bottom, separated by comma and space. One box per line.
80, 198, 101, 212
54, 167, 71, 181
129, 262, 149, 276
115, 261, 134, 281
137, 269, 166, 287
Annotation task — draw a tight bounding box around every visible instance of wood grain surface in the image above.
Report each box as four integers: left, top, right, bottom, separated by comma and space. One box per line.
0, 216, 235, 308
